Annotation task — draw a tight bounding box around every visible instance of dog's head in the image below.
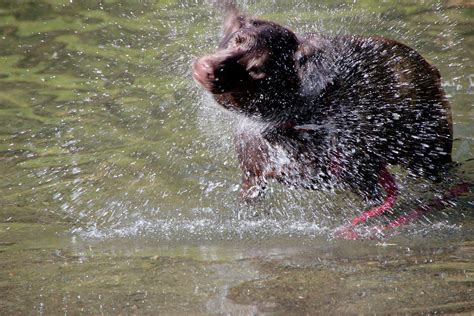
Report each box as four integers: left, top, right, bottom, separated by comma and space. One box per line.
192, 9, 300, 96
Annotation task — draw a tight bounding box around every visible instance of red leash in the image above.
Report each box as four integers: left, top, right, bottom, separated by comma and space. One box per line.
351, 167, 398, 226
383, 182, 471, 230
335, 169, 471, 240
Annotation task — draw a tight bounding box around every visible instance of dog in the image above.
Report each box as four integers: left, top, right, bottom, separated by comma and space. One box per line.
192, 7, 454, 238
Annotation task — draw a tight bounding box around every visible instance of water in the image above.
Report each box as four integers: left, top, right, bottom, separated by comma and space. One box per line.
0, 0, 473, 313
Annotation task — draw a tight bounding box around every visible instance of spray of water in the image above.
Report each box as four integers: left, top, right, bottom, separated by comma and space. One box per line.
63, 1, 470, 240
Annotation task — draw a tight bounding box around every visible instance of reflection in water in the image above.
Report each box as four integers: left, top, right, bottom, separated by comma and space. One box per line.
0, 0, 473, 314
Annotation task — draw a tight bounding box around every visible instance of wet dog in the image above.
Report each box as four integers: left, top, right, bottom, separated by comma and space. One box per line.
193, 7, 454, 238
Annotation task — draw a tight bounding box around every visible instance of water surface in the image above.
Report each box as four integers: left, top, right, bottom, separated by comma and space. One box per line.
0, 0, 473, 314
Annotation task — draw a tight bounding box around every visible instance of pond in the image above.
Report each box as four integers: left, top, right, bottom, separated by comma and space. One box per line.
0, 0, 473, 314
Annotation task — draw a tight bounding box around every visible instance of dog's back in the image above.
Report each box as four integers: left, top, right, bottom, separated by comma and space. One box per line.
296, 34, 452, 186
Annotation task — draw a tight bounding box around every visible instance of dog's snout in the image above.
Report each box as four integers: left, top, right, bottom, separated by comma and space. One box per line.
193, 58, 215, 84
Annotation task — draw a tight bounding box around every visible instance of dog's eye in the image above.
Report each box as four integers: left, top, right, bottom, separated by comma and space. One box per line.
234, 35, 246, 45
233, 34, 256, 49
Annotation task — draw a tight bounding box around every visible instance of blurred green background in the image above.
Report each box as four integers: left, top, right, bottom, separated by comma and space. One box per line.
0, 0, 473, 314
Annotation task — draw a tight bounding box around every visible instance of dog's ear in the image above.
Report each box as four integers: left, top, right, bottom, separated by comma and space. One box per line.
220, 0, 238, 14
222, 1, 245, 36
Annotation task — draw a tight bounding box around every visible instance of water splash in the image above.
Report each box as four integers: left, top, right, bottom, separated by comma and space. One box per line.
1, 1, 470, 241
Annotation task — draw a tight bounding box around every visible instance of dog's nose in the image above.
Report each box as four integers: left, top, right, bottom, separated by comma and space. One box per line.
192, 58, 214, 84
